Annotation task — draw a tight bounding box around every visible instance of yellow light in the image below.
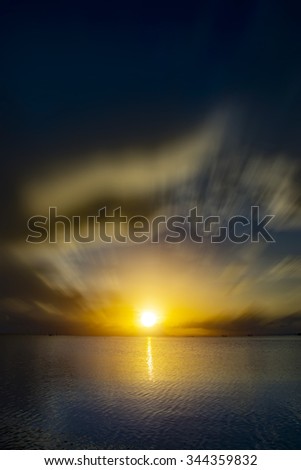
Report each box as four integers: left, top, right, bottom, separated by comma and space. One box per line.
140, 310, 157, 328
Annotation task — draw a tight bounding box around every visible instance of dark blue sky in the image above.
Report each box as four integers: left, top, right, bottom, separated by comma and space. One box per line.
1, 0, 300, 160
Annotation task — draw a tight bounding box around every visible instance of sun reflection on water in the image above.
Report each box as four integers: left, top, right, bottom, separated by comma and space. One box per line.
147, 337, 154, 381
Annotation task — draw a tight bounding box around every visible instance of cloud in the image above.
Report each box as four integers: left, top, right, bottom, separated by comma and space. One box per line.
177, 309, 301, 336
264, 256, 301, 280
22, 117, 223, 216
0, 254, 91, 334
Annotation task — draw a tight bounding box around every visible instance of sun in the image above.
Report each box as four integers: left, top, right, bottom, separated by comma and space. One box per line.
140, 310, 157, 328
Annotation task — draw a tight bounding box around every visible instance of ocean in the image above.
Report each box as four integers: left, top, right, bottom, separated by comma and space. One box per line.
0, 336, 300, 449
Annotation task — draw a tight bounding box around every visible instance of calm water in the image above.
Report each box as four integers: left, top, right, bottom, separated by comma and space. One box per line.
0, 336, 300, 449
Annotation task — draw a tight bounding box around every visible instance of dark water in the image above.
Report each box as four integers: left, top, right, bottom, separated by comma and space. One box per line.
0, 336, 300, 449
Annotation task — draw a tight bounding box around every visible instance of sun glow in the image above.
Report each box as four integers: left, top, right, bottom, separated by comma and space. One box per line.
140, 310, 157, 328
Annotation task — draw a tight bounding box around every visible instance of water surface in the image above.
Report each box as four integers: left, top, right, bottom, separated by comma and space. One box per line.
0, 336, 300, 449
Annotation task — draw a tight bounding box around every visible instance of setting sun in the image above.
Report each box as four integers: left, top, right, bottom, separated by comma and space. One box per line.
140, 311, 157, 328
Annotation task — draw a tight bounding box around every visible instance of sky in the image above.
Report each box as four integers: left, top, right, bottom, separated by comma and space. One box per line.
0, 0, 300, 335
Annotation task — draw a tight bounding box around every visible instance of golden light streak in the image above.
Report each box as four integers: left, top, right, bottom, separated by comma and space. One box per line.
147, 337, 154, 381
